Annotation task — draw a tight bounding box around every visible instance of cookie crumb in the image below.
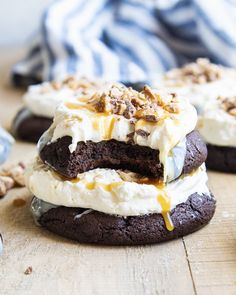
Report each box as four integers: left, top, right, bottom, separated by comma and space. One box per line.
13, 198, 26, 207
0, 162, 26, 198
0, 176, 14, 197
24, 266, 33, 275
219, 95, 236, 117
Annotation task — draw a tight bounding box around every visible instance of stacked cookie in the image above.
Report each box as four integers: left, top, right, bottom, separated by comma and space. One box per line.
12, 76, 107, 142
25, 84, 216, 245
159, 58, 236, 172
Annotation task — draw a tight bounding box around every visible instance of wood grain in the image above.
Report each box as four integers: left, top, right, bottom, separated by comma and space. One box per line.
0, 49, 235, 295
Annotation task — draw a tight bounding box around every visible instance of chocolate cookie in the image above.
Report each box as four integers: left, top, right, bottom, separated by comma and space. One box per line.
206, 144, 236, 173
12, 108, 52, 143
12, 73, 41, 89
40, 130, 207, 179
37, 193, 216, 245
122, 82, 147, 91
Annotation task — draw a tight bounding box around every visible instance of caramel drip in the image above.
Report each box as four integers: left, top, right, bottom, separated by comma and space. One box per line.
70, 177, 81, 183
92, 115, 116, 140
77, 95, 93, 102
51, 171, 73, 182
103, 117, 116, 140
135, 119, 157, 130
92, 118, 99, 131
85, 182, 122, 192
157, 193, 174, 231
162, 212, 174, 231
136, 177, 165, 189
134, 115, 169, 130
64, 102, 95, 112
54, 172, 122, 192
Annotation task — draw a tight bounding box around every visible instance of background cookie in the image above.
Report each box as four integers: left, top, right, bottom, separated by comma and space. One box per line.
12, 108, 52, 142
206, 144, 236, 173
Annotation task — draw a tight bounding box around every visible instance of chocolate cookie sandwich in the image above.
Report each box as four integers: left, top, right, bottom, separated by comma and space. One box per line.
12, 76, 107, 142
25, 84, 215, 245
159, 58, 236, 172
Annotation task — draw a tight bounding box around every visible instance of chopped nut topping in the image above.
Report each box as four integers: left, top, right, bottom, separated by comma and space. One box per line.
219, 96, 236, 117
0, 176, 14, 197
24, 266, 33, 275
229, 108, 236, 116
118, 170, 163, 184
41, 76, 104, 94
165, 58, 223, 85
126, 132, 135, 144
91, 84, 180, 122
118, 170, 143, 182
0, 162, 26, 198
135, 129, 150, 137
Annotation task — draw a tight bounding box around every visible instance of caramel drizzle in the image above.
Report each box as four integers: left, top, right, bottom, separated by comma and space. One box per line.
65, 102, 95, 112
65, 101, 117, 141
157, 193, 174, 231
85, 182, 122, 192
53, 169, 174, 231
138, 177, 174, 231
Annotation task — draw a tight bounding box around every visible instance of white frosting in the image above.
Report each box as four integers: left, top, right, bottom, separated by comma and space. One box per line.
158, 63, 236, 147
40, 91, 197, 182
158, 77, 236, 114
25, 159, 209, 217
198, 100, 236, 147
23, 79, 109, 118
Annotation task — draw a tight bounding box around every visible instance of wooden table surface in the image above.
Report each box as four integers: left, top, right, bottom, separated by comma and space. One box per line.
0, 49, 236, 295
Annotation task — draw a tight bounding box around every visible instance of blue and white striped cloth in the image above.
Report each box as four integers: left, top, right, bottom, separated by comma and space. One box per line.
12, 0, 236, 86
0, 127, 14, 164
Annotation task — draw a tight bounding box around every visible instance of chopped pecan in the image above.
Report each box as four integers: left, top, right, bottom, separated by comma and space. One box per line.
135, 129, 150, 137
51, 81, 62, 90
165, 58, 223, 85
0, 162, 26, 198
24, 266, 33, 275
0, 176, 14, 197
144, 114, 158, 122
89, 84, 181, 122
229, 107, 236, 116
220, 95, 236, 117
127, 132, 135, 144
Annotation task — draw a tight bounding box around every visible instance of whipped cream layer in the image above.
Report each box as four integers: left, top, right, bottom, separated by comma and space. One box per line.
25, 158, 209, 217
39, 86, 197, 182
23, 77, 109, 118
198, 98, 236, 147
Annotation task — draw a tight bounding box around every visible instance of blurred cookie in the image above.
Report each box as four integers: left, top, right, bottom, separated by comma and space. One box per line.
160, 59, 236, 172
12, 76, 109, 142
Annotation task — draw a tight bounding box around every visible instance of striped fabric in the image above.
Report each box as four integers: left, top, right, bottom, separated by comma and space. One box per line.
12, 0, 236, 86
0, 127, 14, 164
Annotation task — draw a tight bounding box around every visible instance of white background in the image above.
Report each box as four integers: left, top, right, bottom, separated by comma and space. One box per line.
0, 0, 53, 46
